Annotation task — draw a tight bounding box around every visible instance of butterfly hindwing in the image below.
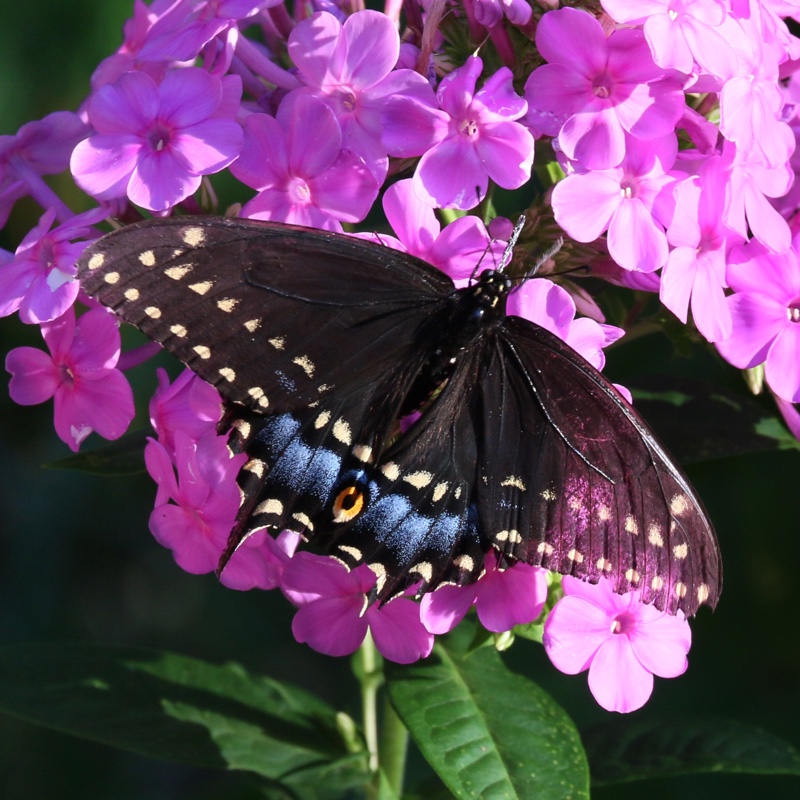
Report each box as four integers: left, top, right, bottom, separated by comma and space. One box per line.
476, 317, 720, 615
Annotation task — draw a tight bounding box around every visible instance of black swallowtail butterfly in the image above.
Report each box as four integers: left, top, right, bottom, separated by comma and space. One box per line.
77, 216, 721, 616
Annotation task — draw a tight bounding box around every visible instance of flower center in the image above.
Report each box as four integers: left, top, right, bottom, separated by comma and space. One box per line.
287, 176, 312, 204
593, 74, 612, 99
148, 122, 172, 152
338, 89, 357, 113
459, 118, 480, 138
788, 300, 800, 323
611, 612, 635, 635
619, 181, 635, 200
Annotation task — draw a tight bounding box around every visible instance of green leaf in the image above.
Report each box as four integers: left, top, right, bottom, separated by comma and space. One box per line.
386, 623, 589, 800
628, 376, 800, 463
45, 428, 149, 474
0, 642, 367, 795
583, 716, 800, 786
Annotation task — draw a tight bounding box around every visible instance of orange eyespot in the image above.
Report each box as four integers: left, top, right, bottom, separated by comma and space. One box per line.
332, 484, 365, 523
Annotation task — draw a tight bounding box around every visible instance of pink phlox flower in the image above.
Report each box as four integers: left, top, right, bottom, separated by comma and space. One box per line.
507, 278, 625, 370
662, 164, 743, 342
720, 140, 793, 255
288, 10, 434, 184
282, 553, 434, 663
5, 307, 135, 451
420, 553, 548, 635
524, 7, 684, 170
71, 68, 243, 212
395, 55, 532, 210
0, 111, 89, 227
600, 0, 736, 79
139, 0, 277, 63
221, 529, 300, 591
356, 180, 506, 286
543, 576, 691, 713
232, 95, 378, 230
149, 367, 222, 456
0, 207, 106, 325
145, 428, 246, 574
716, 235, 800, 402
472, 0, 532, 29
719, 10, 793, 170
552, 134, 677, 272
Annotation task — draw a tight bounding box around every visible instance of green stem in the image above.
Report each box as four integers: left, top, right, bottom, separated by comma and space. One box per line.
359, 633, 381, 775
379, 695, 409, 797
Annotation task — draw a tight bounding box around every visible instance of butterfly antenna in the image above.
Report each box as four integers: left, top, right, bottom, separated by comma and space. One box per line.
518, 236, 564, 284
499, 216, 526, 271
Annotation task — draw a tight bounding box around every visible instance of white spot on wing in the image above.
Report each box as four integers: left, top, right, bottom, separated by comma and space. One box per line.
673, 543, 688, 560
217, 297, 239, 313
648, 524, 664, 547
189, 280, 214, 295
651, 576, 664, 591
292, 512, 313, 531
182, 226, 206, 246
293, 355, 315, 377
381, 462, 400, 480
411, 561, 433, 582
314, 410, 331, 429
501, 475, 526, 491
244, 318, 262, 333
193, 345, 211, 359
170, 324, 187, 338
268, 336, 285, 349
353, 444, 372, 463
244, 459, 265, 478
567, 549, 584, 563
87, 253, 105, 270
339, 545, 363, 561
255, 498, 283, 515
625, 569, 640, 585
333, 418, 352, 445
432, 482, 449, 502
670, 494, 690, 516
144, 306, 161, 319
674, 581, 687, 599
104, 271, 120, 284
139, 250, 156, 267
164, 265, 192, 280
403, 471, 433, 489
124, 288, 140, 301
454, 555, 474, 572
248, 386, 269, 409
219, 367, 236, 382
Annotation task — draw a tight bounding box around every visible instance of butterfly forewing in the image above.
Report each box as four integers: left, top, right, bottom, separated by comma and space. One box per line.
79, 217, 454, 418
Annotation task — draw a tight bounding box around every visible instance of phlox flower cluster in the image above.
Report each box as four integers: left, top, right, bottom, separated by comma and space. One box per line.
2, 0, 799, 712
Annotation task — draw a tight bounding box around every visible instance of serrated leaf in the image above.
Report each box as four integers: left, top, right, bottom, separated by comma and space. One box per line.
386, 623, 588, 800
45, 428, 149, 474
583, 716, 800, 786
0, 642, 366, 794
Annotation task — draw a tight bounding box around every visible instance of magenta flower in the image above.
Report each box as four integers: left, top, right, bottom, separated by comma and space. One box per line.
551, 134, 677, 272
149, 368, 221, 457
145, 429, 246, 574
716, 236, 800, 403
71, 68, 243, 211
421, 554, 548, 635
357, 180, 507, 286
232, 95, 378, 229
282, 553, 434, 663
544, 577, 691, 713
507, 278, 625, 370
5, 308, 134, 451
383, 56, 533, 210
288, 10, 432, 183
472, 0, 532, 29
525, 7, 684, 170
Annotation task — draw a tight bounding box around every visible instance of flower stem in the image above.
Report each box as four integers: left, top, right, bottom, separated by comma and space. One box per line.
358, 633, 381, 775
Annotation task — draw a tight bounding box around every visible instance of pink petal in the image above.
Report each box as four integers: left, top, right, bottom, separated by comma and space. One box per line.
415, 137, 487, 210
543, 594, 612, 674
367, 597, 434, 663
551, 171, 621, 243
535, 7, 608, 73
420, 585, 477, 634
288, 12, 342, 88
230, 113, 287, 191
308, 149, 378, 222
607, 197, 668, 272
171, 119, 243, 174
128, 149, 201, 211
383, 179, 439, 256
766, 324, 800, 402
339, 10, 398, 89
477, 122, 534, 191
628, 612, 691, 678
281, 551, 365, 603
70, 135, 143, 201
70, 308, 121, 371
149, 503, 224, 574
88, 71, 159, 134
292, 596, 368, 657
5, 346, 59, 405
283, 96, 342, 178
587, 634, 654, 712
476, 564, 547, 632
716, 293, 786, 368
158, 68, 222, 128
560, 106, 626, 169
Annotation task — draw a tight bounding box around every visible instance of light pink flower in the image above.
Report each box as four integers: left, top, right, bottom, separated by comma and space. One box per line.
544, 577, 691, 712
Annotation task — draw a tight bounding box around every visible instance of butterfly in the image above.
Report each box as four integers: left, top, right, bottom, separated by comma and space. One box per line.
77, 216, 721, 616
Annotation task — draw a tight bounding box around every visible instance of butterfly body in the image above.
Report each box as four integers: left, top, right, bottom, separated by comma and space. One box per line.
77, 216, 721, 616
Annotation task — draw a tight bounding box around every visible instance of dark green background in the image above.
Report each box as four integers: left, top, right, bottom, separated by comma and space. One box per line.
1, 3, 799, 798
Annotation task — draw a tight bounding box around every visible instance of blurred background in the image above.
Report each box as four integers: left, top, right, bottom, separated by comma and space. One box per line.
1, 2, 799, 798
